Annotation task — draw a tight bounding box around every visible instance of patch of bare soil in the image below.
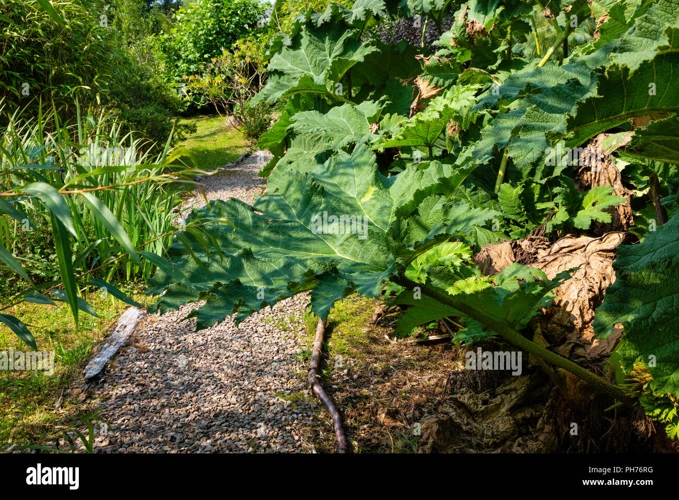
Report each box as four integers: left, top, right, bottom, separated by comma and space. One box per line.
307, 296, 463, 453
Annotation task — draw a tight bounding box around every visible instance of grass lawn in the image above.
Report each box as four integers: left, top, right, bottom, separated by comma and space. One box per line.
179, 115, 250, 171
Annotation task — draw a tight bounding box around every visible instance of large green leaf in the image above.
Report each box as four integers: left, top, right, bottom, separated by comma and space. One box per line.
256, 102, 296, 159
392, 292, 461, 336
607, 0, 679, 73
472, 52, 610, 174
149, 145, 496, 328
377, 85, 480, 152
393, 259, 567, 337
566, 58, 679, 148
289, 100, 383, 149
405, 0, 447, 15
472, 0, 679, 175
260, 134, 333, 178
428, 263, 568, 330
253, 21, 378, 104
594, 214, 679, 398
622, 114, 679, 165
352, 40, 421, 89
344, 0, 387, 23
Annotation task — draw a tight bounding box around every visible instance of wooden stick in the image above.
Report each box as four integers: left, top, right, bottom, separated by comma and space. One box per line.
308, 318, 347, 453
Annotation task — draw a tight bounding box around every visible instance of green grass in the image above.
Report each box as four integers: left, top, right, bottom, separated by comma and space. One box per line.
0, 288, 153, 450
178, 115, 250, 171
275, 390, 312, 408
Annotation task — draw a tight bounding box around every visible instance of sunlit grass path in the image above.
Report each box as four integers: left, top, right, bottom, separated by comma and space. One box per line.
179, 115, 250, 171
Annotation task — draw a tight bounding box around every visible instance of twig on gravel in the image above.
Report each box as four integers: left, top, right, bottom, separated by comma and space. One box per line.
309, 318, 347, 454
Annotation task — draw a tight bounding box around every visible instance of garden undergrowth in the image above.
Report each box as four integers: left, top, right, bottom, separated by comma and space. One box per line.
0, 287, 152, 450
308, 294, 463, 453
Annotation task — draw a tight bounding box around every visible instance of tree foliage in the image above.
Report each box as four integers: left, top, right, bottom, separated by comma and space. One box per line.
158, 0, 265, 82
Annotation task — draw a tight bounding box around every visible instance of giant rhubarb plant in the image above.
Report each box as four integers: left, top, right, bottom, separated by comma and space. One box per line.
149, 0, 679, 434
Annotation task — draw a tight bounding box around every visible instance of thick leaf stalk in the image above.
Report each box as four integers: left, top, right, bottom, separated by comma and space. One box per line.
494, 148, 509, 193
395, 277, 633, 402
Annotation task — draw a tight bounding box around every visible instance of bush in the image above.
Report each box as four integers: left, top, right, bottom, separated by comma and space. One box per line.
159, 0, 265, 92
234, 101, 274, 141
0, 0, 113, 115
106, 49, 195, 147
187, 37, 273, 140
0, 0, 190, 150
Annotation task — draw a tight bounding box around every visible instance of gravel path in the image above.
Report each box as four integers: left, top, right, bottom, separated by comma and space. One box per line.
182, 150, 269, 212
89, 152, 318, 453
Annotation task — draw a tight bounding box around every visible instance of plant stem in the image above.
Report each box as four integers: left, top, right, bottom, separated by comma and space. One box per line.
530, 15, 542, 56
421, 17, 429, 48
533, 0, 562, 34
356, 17, 369, 41
494, 148, 509, 193
650, 172, 668, 225
346, 70, 352, 99
394, 277, 633, 402
538, 28, 568, 67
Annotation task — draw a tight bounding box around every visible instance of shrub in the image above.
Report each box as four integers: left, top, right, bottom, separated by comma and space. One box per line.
105, 49, 195, 148
187, 39, 273, 139
0, 0, 190, 151
234, 101, 274, 141
158, 0, 265, 92
0, 0, 113, 116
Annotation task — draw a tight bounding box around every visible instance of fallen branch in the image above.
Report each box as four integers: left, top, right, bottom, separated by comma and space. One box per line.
83, 307, 144, 379
308, 318, 347, 453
